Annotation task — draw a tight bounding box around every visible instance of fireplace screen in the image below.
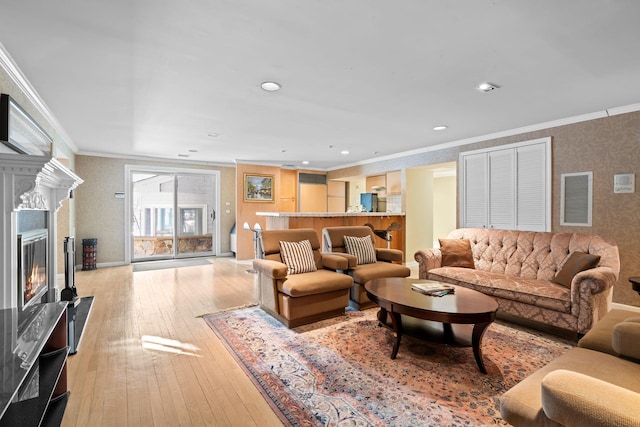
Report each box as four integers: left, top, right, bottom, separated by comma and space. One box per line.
18, 230, 48, 310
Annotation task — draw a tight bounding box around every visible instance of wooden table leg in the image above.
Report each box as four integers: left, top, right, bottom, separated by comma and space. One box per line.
442, 322, 453, 343
376, 308, 388, 326
472, 321, 492, 374
390, 311, 402, 359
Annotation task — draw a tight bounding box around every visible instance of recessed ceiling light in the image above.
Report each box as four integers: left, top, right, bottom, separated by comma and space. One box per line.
207, 132, 219, 138
341, 150, 349, 155
261, 81, 281, 91
433, 125, 448, 131
476, 82, 500, 92
302, 161, 309, 165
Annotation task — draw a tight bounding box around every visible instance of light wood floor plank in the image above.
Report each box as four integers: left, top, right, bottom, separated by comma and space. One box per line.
62, 258, 283, 427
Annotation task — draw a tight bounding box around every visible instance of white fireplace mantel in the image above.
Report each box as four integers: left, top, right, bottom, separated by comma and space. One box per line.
0, 153, 83, 310
0, 154, 82, 212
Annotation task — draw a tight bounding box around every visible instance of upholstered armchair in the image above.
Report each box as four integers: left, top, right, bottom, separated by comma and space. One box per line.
500, 309, 640, 426
322, 226, 411, 310
253, 228, 354, 328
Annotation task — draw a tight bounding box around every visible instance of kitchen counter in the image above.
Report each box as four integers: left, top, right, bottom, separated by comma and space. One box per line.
256, 212, 406, 252
256, 211, 405, 217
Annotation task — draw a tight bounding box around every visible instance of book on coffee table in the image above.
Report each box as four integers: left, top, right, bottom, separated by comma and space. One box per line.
411, 282, 455, 297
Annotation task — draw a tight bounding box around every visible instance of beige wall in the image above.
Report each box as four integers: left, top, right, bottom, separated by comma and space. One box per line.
406, 168, 433, 262
433, 175, 457, 245
75, 155, 236, 266
330, 111, 640, 307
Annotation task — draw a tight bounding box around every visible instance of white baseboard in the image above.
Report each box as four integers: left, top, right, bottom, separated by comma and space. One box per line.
612, 302, 640, 312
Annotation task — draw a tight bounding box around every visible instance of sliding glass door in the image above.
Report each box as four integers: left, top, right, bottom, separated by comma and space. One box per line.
130, 169, 217, 261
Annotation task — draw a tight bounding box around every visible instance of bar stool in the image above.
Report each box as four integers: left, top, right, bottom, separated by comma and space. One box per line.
365, 221, 402, 249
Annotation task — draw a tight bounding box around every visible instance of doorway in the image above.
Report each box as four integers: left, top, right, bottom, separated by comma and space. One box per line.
405, 162, 457, 259
126, 166, 219, 262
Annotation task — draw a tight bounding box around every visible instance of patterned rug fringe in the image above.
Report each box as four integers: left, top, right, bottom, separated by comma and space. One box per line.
195, 302, 258, 318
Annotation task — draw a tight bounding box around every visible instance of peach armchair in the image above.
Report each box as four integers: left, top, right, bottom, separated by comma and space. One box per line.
322, 226, 410, 310
254, 228, 354, 327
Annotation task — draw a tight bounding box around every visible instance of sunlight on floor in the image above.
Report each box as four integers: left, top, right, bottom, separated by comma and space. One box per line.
141, 335, 202, 357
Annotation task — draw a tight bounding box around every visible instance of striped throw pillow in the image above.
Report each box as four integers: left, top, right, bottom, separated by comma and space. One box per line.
279, 239, 318, 275
344, 235, 377, 265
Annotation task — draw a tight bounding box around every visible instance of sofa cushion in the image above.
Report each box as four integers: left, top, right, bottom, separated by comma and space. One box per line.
428, 267, 571, 313
344, 235, 377, 265
279, 239, 317, 275
552, 251, 601, 288
439, 238, 475, 269
350, 262, 411, 284
540, 370, 640, 427
278, 269, 353, 297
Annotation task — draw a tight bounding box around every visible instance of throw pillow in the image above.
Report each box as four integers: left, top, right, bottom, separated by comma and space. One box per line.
344, 235, 377, 265
279, 239, 317, 275
438, 239, 475, 269
551, 251, 601, 288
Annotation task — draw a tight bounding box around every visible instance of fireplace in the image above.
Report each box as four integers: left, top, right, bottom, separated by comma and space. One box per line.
0, 155, 83, 311
18, 229, 48, 310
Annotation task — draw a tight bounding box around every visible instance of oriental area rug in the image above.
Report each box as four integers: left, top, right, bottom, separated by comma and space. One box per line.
204, 307, 574, 426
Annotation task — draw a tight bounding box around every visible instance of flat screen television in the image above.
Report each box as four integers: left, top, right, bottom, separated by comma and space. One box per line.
0, 93, 52, 156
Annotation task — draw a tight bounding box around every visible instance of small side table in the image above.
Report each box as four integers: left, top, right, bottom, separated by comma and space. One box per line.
629, 277, 640, 296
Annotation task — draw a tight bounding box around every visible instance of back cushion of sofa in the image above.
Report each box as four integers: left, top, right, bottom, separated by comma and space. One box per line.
448, 228, 618, 281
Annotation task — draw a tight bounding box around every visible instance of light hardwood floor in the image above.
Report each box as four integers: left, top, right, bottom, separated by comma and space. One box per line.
62, 258, 285, 427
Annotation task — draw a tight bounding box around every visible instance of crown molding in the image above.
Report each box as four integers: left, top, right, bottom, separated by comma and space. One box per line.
328, 106, 640, 172
78, 150, 235, 168
0, 43, 78, 154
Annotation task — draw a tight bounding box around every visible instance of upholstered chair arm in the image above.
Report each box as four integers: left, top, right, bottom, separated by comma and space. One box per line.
541, 370, 640, 427
375, 248, 404, 263
571, 266, 618, 334
613, 319, 640, 360
253, 259, 288, 279
572, 266, 617, 295
414, 248, 442, 280
320, 253, 350, 271
323, 252, 358, 268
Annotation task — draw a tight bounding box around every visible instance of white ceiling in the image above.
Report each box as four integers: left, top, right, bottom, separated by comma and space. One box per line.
1, 1, 640, 170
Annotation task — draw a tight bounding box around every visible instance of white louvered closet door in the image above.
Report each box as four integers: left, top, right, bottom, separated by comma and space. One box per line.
488, 149, 515, 229
461, 152, 488, 228
459, 137, 551, 232
516, 143, 548, 231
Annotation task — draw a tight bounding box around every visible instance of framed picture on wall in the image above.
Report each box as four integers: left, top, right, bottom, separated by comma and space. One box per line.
244, 173, 274, 202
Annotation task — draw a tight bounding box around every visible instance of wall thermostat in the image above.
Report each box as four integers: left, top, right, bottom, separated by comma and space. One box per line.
614, 174, 635, 193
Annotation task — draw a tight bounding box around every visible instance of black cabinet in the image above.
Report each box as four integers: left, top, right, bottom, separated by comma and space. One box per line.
0, 302, 69, 426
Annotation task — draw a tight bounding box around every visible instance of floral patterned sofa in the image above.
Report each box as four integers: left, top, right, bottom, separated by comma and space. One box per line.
414, 228, 620, 335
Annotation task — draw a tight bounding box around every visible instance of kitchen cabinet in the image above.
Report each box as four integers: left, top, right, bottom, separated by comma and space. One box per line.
278, 169, 297, 212
327, 180, 346, 212
299, 183, 327, 212
386, 171, 401, 194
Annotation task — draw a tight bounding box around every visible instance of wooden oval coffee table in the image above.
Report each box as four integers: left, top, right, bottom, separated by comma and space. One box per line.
365, 277, 499, 374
